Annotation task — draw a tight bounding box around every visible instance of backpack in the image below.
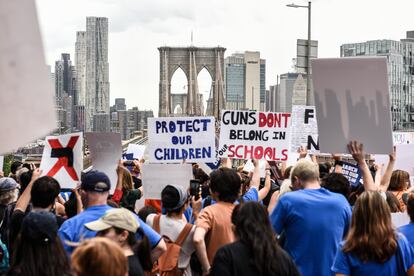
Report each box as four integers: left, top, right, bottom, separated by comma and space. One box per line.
152, 215, 193, 276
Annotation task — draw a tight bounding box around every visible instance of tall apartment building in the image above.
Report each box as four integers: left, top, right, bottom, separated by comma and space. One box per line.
75, 17, 110, 132
55, 54, 75, 131
225, 51, 266, 111
341, 31, 414, 130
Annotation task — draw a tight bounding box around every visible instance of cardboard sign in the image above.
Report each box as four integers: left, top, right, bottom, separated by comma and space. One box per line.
374, 144, 414, 176
141, 164, 192, 199
0, 0, 56, 154
341, 161, 362, 186
290, 105, 319, 153
40, 133, 83, 189
312, 57, 393, 154
126, 144, 146, 160
392, 212, 410, 228
85, 132, 122, 193
148, 117, 216, 163
393, 132, 414, 145
218, 110, 291, 160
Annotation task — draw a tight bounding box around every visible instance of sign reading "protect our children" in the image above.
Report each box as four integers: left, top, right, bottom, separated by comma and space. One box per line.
147, 116, 216, 163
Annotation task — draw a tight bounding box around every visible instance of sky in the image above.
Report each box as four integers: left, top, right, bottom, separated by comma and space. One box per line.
35, 0, 414, 115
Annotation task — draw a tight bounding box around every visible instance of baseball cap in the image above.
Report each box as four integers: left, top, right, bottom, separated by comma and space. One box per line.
85, 208, 139, 233
0, 177, 18, 193
81, 170, 111, 192
161, 185, 188, 211
21, 211, 58, 243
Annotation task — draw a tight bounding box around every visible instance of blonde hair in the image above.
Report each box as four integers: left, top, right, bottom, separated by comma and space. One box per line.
290, 159, 319, 183
71, 237, 127, 276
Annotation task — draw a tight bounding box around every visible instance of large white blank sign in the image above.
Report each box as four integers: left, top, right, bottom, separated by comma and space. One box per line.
312, 57, 393, 154
141, 164, 192, 200
0, 0, 56, 154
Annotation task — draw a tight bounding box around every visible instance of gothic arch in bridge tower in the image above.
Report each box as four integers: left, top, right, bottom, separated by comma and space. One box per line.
158, 46, 226, 119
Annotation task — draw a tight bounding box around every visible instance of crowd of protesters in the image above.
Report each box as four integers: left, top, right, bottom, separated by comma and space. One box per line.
1, 140, 414, 275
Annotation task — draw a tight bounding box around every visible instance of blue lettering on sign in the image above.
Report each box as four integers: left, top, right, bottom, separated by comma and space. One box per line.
154, 119, 211, 133
153, 147, 212, 161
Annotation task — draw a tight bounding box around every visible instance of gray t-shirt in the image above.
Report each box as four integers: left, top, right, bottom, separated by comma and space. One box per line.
146, 214, 195, 276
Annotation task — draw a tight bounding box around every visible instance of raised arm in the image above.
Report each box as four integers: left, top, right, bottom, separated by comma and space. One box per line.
332, 154, 343, 174
258, 161, 271, 201
348, 141, 376, 191
112, 160, 125, 204
379, 146, 396, 192
15, 168, 42, 212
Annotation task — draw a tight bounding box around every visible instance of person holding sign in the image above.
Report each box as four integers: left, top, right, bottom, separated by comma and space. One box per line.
270, 159, 352, 276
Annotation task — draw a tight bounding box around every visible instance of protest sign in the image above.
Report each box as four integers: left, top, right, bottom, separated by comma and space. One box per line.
126, 144, 146, 160
392, 212, 410, 228
393, 132, 414, 144
40, 133, 83, 189
141, 164, 192, 199
218, 110, 291, 160
341, 161, 362, 186
0, 0, 56, 154
243, 160, 267, 177
374, 144, 414, 176
290, 105, 319, 153
0, 156, 3, 172
148, 116, 216, 163
122, 153, 134, 160
312, 57, 393, 154
85, 132, 122, 193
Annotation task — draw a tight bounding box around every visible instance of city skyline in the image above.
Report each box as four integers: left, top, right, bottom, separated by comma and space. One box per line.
36, 0, 414, 115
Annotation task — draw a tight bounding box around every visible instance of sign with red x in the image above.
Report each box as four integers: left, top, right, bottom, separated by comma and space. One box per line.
40, 132, 83, 189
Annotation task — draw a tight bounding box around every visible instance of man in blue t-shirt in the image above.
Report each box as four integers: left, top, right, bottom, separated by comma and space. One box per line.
58, 170, 166, 258
270, 159, 352, 276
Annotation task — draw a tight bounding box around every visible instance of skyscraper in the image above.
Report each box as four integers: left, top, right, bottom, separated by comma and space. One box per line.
224, 51, 266, 111
55, 53, 74, 131
75, 31, 86, 107
75, 17, 110, 132
341, 31, 414, 130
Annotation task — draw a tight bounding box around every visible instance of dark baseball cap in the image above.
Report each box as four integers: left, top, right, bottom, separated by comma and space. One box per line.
0, 177, 18, 193
81, 170, 111, 192
21, 211, 58, 243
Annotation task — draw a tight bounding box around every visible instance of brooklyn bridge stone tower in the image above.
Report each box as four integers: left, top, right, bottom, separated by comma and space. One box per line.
158, 46, 226, 119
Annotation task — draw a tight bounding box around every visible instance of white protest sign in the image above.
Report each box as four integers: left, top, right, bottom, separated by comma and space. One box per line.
219, 110, 291, 160
392, 212, 410, 228
141, 164, 193, 199
290, 105, 319, 153
85, 132, 122, 194
393, 132, 414, 145
312, 57, 393, 154
374, 144, 414, 176
39, 133, 83, 189
0, 156, 4, 172
126, 144, 146, 160
0, 0, 56, 154
148, 117, 216, 163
